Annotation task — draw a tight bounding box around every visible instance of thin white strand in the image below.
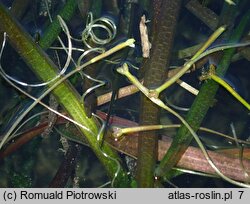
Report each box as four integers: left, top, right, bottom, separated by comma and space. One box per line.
230, 122, 250, 183
8, 111, 49, 142
92, 113, 121, 187
77, 47, 105, 66
81, 80, 106, 102
82, 12, 117, 48
0, 16, 72, 87
50, 46, 85, 53
165, 97, 190, 112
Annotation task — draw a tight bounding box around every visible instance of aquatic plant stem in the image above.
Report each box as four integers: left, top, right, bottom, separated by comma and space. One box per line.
137, 0, 182, 187
0, 3, 133, 187
210, 74, 250, 110
156, 9, 250, 180
154, 25, 226, 95
112, 125, 250, 145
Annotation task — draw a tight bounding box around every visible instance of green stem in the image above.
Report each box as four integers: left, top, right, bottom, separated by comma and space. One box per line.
39, 0, 77, 50
155, 9, 250, 178
0, 2, 130, 187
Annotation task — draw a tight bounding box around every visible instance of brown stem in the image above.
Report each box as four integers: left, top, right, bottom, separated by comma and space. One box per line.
49, 142, 81, 188
185, 0, 219, 30
137, 0, 182, 187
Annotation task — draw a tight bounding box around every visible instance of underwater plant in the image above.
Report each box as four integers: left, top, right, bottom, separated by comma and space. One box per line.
0, 0, 250, 188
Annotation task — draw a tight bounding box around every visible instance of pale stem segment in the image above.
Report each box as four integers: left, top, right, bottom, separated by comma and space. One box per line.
112, 125, 174, 138
112, 124, 250, 146
210, 74, 250, 110
192, 26, 226, 60
154, 26, 226, 95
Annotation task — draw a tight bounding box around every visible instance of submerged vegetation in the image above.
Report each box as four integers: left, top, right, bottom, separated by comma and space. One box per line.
0, 0, 250, 187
